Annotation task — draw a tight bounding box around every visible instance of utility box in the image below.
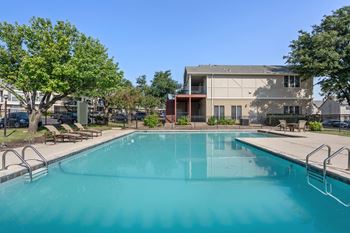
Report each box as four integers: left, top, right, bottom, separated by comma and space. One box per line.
77, 101, 88, 125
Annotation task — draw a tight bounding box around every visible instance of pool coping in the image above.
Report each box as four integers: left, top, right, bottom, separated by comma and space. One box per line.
235, 138, 350, 185
0, 131, 136, 184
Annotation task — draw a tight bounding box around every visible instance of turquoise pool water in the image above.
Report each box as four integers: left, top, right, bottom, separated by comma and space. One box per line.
0, 132, 349, 233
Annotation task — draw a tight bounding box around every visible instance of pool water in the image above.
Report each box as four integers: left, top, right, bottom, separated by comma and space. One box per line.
0, 132, 349, 233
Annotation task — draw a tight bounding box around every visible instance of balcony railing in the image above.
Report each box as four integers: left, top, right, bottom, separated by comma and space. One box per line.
176, 86, 206, 95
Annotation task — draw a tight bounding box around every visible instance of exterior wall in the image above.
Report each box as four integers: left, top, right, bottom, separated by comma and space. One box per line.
203, 74, 313, 123
206, 98, 312, 123
206, 74, 312, 99
321, 99, 350, 121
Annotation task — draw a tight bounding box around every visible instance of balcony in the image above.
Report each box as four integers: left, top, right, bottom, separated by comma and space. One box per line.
176, 86, 206, 95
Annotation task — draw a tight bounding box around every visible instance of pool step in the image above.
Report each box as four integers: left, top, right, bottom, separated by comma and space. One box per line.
306, 167, 324, 183
24, 167, 48, 182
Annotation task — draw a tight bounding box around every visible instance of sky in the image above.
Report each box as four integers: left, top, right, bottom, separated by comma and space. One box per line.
0, 0, 349, 100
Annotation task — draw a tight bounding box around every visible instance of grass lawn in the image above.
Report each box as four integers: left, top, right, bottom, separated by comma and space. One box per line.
0, 129, 46, 143
311, 128, 350, 137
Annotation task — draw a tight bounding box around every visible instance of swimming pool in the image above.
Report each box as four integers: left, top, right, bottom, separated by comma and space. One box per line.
0, 131, 349, 233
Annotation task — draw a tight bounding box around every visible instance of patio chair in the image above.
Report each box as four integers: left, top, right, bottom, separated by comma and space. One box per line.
277, 120, 287, 131
295, 120, 307, 132
61, 124, 93, 139
44, 125, 82, 144
74, 123, 102, 137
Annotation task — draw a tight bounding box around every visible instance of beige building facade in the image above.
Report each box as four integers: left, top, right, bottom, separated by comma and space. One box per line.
169, 65, 313, 123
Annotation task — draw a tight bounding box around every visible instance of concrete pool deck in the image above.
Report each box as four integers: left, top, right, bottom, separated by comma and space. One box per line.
0, 129, 135, 183
237, 129, 350, 183
0, 128, 349, 184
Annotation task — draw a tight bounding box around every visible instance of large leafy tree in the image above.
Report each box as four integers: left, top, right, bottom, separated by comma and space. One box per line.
0, 17, 122, 132
285, 6, 350, 106
150, 70, 179, 104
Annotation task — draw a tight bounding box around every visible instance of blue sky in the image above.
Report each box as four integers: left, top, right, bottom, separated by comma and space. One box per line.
0, 0, 349, 100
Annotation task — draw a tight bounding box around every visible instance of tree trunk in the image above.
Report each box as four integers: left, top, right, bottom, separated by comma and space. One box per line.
28, 110, 42, 133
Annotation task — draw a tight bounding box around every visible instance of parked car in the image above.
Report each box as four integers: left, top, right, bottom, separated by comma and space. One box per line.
332, 120, 348, 128
0, 112, 42, 128
345, 121, 350, 128
322, 120, 338, 127
131, 112, 147, 121
111, 113, 127, 123
57, 112, 77, 124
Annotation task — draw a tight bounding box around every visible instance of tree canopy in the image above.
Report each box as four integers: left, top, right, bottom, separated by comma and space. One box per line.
150, 70, 179, 104
0, 17, 122, 132
285, 6, 350, 105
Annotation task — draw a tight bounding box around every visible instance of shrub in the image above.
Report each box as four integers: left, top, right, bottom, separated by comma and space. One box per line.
309, 121, 322, 131
144, 114, 159, 128
207, 116, 217, 125
217, 118, 235, 125
177, 116, 189, 125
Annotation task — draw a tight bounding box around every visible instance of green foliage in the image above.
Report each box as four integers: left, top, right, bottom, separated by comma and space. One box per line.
176, 116, 189, 125
150, 70, 179, 104
207, 116, 217, 125
0, 17, 123, 132
141, 95, 161, 114
309, 121, 322, 131
110, 86, 141, 121
217, 118, 235, 125
285, 6, 350, 106
143, 114, 159, 128
136, 75, 148, 94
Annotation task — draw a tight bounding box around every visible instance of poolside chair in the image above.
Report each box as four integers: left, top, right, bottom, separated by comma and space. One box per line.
277, 120, 287, 131
44, 125, 82, 144
295, 120, 307, 132
61, 124, 93, 139
74, 123, 102, 137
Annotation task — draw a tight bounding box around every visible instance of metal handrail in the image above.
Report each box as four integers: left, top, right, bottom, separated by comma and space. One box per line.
21, 145, 48, 170
306, 144, 332, 169
324, 147, 350, 173
2, 149, 33, 181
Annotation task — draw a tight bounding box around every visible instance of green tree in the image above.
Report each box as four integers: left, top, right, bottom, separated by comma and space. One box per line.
150, 70, 179, 104
111, 86, 141, 123
285, 6, 350, 106
136, 75, 148, 94
0, 17, 121, 132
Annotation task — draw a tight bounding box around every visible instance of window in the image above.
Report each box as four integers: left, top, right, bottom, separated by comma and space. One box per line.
295, 76, 300, 87
284, 106, 301, 114
214, 105, 225, 119
284, 76, 289, 87
231, 106, 242, 120
284, 76, 300, 87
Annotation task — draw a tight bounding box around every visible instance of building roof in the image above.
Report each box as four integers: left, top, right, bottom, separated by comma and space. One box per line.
185, 65, 296, 76
313, 100, 324, 108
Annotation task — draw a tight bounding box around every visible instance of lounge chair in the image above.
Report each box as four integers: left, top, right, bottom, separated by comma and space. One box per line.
61, 124, 93, 139
44, 125, 82, 144
295, 120, 307, 132
277, 120, 287, 131
74, 123, 102, 137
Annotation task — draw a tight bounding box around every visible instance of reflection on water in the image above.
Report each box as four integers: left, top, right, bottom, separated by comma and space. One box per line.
59, 132, 291, 181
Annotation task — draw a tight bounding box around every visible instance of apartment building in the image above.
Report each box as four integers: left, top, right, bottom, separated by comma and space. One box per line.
166, 65, 313, 123
319, 97, 350, 121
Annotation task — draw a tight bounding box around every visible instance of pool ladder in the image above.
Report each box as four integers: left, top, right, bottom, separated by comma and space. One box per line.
306, 144, 350, 207
1, 145, 48, 182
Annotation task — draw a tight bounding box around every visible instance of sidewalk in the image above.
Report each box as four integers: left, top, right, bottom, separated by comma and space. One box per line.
237, 129, 350, 182
0, 129, 135, 183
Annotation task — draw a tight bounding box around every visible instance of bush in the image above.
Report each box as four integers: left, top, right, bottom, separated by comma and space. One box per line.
144, 114, 159, 128
308, 121, 322, 131
177, 116, 189, 125
217, 118, 235, 125
207, 116, 217, 125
